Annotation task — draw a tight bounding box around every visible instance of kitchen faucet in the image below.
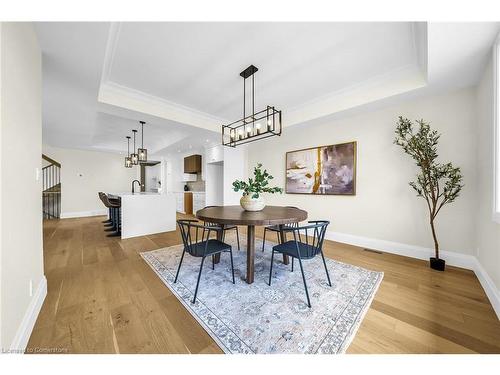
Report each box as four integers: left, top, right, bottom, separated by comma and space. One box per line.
132, 179, 141, 194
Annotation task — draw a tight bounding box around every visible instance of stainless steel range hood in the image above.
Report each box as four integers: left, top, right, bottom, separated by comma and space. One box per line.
139, 160, 161, 166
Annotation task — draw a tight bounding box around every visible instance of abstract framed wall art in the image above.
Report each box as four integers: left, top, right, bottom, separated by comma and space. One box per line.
285, 141, 356, 195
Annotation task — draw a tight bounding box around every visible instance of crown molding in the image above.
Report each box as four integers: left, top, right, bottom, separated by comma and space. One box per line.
98, 81, 226, 132
285, 63, 427, 127
100, 22, 121, 88
98, 22, 226, 132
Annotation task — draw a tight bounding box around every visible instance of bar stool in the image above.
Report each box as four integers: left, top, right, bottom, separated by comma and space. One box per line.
98, 192, 112, 224
98, 192, 115, 227
99, 193, 121, 237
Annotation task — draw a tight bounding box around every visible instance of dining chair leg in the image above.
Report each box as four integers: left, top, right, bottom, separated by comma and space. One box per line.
268, 249, 275, 286
212, 255, 215, 270
320, 250, 332, 286
291, 257, 294, 272
297, 256, 311, 308
229, 249, 235, 284
193, 256, 206, 304
174, 248, 186, 283
235, 227, 241, 251
261, 228, 267, 252
276, 231, 280, 244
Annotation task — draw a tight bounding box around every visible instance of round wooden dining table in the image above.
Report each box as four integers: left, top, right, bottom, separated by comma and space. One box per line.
196, 205, 308, 284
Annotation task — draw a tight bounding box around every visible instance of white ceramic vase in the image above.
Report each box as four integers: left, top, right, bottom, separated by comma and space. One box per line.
240, 194, 265, 211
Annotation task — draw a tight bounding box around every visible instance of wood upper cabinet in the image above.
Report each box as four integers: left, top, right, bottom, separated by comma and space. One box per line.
184, 154, 202, 173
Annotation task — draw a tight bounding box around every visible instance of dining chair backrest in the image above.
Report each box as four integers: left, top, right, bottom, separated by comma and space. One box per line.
177, 219, 219, 256
285, 220, 330, 257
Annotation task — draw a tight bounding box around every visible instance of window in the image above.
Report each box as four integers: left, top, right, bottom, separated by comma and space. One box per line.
494, 37, 500, 223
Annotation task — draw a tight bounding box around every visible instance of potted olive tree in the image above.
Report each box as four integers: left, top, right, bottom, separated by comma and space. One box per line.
233, 163, 283, 211
394, 117, 464, 271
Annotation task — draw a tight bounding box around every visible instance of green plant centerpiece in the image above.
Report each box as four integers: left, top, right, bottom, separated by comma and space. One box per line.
394, 117, 464, 271
233, 163, 283, 211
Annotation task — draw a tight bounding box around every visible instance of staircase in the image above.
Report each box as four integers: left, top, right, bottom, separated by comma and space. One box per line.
42, 154, 61, 219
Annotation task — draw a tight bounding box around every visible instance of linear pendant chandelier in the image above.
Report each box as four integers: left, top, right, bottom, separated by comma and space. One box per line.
124, 136, 132, 168
222, 65, 282, 147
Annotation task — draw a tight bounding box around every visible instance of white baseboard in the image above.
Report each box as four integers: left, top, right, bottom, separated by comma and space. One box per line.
326, 230, 500, 319
471, 258, 500, 320
326, 231, 475, 269
9, 276, 47, 352
60, 209, 107, 219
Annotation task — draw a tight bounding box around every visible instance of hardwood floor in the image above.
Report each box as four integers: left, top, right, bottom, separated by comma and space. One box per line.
27, 215, 500, 354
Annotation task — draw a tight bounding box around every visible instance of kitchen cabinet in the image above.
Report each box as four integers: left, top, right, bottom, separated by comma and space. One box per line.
184, 192, 193, 215
175, 192, 184, 213
182, 173, 197, 182
184, 154, 202, 173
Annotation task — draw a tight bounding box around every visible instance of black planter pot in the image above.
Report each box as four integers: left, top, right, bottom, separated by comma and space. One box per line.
430, 257, 445, 271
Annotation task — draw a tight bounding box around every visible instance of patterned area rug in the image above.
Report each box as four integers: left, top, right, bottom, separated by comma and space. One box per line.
141, 235, 383, 354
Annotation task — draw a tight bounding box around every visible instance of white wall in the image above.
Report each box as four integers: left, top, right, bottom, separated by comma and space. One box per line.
247, 88, 478, 257
42, 144, 137, 218
206, 162, 223, 206
476, 57, 500, 292
0, 22, 45, 350
223, 146, 247, 205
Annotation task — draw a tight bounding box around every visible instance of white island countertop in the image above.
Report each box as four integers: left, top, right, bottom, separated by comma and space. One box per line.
111, 192, 161, 196
108, 192, 176, 239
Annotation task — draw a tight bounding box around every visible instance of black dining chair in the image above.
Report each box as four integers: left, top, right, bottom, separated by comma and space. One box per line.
202, 206, 240, 251
175, 219, 236, 304
261, 206, 301, 252
268, 220, 331, 308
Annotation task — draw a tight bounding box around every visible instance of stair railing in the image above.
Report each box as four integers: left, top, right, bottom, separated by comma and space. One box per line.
42, 155, 61, 219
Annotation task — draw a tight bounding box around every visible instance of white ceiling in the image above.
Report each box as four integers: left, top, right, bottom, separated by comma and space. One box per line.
35, 22, 500, 156
108, 22, 417, 120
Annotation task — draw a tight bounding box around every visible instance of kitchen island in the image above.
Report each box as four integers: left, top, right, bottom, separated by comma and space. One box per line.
109, 192, 176, 239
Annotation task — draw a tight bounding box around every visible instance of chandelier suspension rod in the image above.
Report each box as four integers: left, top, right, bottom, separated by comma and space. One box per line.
252, 73, 255, 125
140, 121, 145, 148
